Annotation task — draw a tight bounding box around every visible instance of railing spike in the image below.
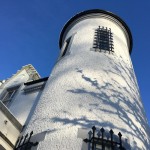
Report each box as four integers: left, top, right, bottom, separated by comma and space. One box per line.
100, 127, 105, 133
109, 129, 114, 135
118, 132, 123, 149
100, 127, 105, 150
92, 126, 96, 131
91, 126, 96, 150
22, 133, 28, 146
25, 133, 28, 138
118, 132, 122, 137
110, 129, 114, 150
30, 131, 33, 135
17, 136, 23, 148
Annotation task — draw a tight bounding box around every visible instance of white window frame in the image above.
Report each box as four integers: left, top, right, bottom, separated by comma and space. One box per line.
1, 85, 20, 106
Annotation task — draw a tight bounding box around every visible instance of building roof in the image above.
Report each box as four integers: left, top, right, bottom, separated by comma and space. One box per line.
24, 77, 48, 86
0, 64, 40, 87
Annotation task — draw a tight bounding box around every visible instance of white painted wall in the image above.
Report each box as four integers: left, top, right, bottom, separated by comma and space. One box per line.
25, 13, 150, 150
0, 102, 22, 150
9, 84, 43, 125
0, 66, 46, 149
0, 68, 43, 125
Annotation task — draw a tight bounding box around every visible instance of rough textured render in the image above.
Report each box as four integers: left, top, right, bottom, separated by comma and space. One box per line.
0, 64, 41, 125
25, 10, 150, 149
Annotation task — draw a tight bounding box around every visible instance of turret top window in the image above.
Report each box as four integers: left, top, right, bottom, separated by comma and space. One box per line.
93, 26, 114, 53
62, 37, 72, 57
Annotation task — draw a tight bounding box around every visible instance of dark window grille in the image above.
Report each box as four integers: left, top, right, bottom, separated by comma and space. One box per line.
93, 26, 114, 53
14, 131, 38, 150
83, 126, 126, 150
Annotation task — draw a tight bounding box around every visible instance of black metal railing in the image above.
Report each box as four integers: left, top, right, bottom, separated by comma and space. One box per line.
83, 126, 126, 150
14, 131, 38, 150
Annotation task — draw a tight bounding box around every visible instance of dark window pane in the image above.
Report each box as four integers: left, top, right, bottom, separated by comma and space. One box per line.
1, 85, 20, 106
62, 37, 71, 57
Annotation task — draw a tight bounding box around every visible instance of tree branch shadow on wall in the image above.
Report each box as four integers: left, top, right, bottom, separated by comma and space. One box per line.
51, 57, 150, 149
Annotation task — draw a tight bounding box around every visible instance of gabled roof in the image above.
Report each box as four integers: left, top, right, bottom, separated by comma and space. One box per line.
0, 64, 41, 87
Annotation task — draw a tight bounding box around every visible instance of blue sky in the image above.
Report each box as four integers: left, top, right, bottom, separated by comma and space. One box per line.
0, 1, 150, 124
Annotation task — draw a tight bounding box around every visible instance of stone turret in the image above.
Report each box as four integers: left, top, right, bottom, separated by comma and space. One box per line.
25, 10, 150, 150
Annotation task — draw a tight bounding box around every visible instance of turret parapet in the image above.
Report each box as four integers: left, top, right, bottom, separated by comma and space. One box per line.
59, 9, 133, 54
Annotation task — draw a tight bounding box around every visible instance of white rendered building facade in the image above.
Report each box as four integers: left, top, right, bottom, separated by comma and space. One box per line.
0, 9, 150, 150
0, 65, 48, 150
24, 10, 150, 150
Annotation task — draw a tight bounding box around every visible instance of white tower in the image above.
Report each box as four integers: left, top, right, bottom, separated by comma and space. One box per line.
25, 10, 150, 150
